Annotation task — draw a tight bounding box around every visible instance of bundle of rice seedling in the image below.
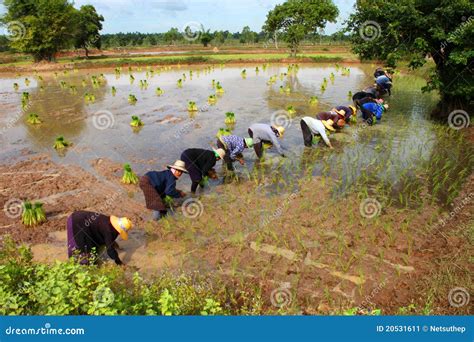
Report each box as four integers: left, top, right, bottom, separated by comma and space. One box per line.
121, 163, 139, 184
130, 115, 143, 127
27, 113, 41, 124
53, 136, 70, 150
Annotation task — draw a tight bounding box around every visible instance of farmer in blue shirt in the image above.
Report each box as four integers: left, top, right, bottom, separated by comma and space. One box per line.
138, 160, 188, 220
216, 135, 254, 171
361, 100, 388, 125
375, 75, 393, 96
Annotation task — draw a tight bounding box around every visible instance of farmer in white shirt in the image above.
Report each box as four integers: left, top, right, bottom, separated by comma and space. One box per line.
300, 117, 334, 149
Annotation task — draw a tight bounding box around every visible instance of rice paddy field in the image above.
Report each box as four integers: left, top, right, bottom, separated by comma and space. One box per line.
0, 62, 472, 315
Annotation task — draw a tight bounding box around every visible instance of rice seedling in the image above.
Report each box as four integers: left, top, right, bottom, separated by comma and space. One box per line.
114, 67, 121, 75
155, 87, 164, 96
224, 112, 236, 125
60, 81, 67, 89
241, 69, 247, 78
255, 66, 259, 73
216, 82, 224, 94
84, 92, 95, 103
128, 94, 138, 105
24, 78, 30, 86
13, 82, 19, 91
139, 79, 149, 89
129, 74, 135, 84
182, 73, 187, 80
39, 85, 44, 92
26, 113, 41, 125
320, 83, 326, 92
111, 86, 117, 96
53, 135, 71, 150
130, 115, 143, 127
69, 85, 77, 94
216, 128, 231, 138
21, 201, 36, 227
309, 96, 319, 105
208, 94, 217, 105
121, 163, 139, 184
262, 63, 268, 71
329, 72, 335, 82
177, 79, 183, 88
347, 90, 352, 99
33, 202, 47, 224
21, 92, 29, 109
211, 79, 216, 88
81, 79, 87, 87
187, 101, 198, 112
286, 105, 296, 116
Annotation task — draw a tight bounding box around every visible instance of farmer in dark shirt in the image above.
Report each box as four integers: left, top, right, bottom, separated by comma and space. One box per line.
66, 211, 132, 265
139, 160, 188, 220
181, 148, 225, 193
331, 105, 357, 123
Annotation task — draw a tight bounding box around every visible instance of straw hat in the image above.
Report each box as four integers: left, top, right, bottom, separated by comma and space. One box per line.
349, 106, 357, 116
333, 109, 345, 117
110, 216, 133, 240
274, 125, 285, 137
322, 119, 336, 132
167, 160, 188, 173
244, 137, 254, 148
213, 148, 226, 160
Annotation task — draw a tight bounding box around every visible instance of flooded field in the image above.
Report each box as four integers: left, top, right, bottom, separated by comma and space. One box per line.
0, 63, 472, 314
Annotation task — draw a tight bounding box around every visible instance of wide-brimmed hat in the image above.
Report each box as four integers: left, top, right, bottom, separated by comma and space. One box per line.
167, 160, 188, 173
322, 119, 336, 132
274, 125, 285, 137
110, 216, 133, 240
244, 137, 254, 148
333, 109, 345, 117
213, 148, 226, 160
349, 106, 357, 116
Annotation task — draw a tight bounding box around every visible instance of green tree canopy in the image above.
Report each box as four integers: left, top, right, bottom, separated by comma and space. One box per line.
1, 0, 77, 61
263, 0, 339, 56
74, 5, 104, 58
346, 0, 474, 119
240, 26, 257, 44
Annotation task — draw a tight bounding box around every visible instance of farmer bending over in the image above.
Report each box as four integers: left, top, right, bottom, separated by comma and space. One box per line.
315, 109, 346, 129
361, 99, 388, 125
216, 135, 254, 171
300, 117, 334, 149
67, 211, 132, 265
248, 123, 285, 159
331, 105, 357, 123
375, 75, 393, 96
139, 160, 187, 221
181, 148, 225, 193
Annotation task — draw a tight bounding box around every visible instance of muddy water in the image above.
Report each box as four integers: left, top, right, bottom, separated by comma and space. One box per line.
0, 63, 469, 202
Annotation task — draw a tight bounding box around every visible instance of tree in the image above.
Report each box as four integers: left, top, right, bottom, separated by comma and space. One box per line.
346, 0, 474, 119
74, 5, 104, 58
1, 0, 77, 61
200, 30, 213, 47
213, 31, 226, 46
240, 26, 257, 44
263, 0, 339, 56
163, 27, 181, 45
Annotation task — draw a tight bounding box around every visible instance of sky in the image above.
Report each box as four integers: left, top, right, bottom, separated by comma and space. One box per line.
0, 0, 356, 35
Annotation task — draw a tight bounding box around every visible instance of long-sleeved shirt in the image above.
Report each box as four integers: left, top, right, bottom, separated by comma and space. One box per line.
316, 111, 340, 122
220, 135, 245, 160
376, 75, 392, 86
302, 117, 331, 147
181, 149, 217, 192
362, 102, 384, 120
145, 169, 180, 199
71, 211, 122, 265
248, 123, 284, 155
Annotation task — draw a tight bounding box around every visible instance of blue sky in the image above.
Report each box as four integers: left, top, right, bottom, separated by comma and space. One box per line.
1, 0, 356, 34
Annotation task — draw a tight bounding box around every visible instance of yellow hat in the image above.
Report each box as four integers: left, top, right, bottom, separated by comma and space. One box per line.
110, 216, 132, 240
333, 109, 345, 117
349, 106, 357, 116
322, 119, 336, 132
274, 125, 285, 137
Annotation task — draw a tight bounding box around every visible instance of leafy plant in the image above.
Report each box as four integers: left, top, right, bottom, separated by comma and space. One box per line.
84, 93, 95, 103
216, 128, 231, 138
121, 163, 139, 184
13, 82, 19, 91
24, 78, 30, 86
155, 87, 164, 96
53, 136, 71, 150
21, 201, 36, 227
21, 92, 29, 109
26, 113, 41, 125
224, 112, 236, 124
177, 79, 183, 88
215, 82, 224, 94
33, 202, 47, 224
187, 101, 198, 112
241, 69, 247, 78
286, 105, 296, 115
309, 96, 319, 105
208, 94, 217, 105
111, 86, 117, 96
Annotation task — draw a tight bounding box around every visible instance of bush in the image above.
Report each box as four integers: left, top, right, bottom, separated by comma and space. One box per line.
0, 237, 263, 315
